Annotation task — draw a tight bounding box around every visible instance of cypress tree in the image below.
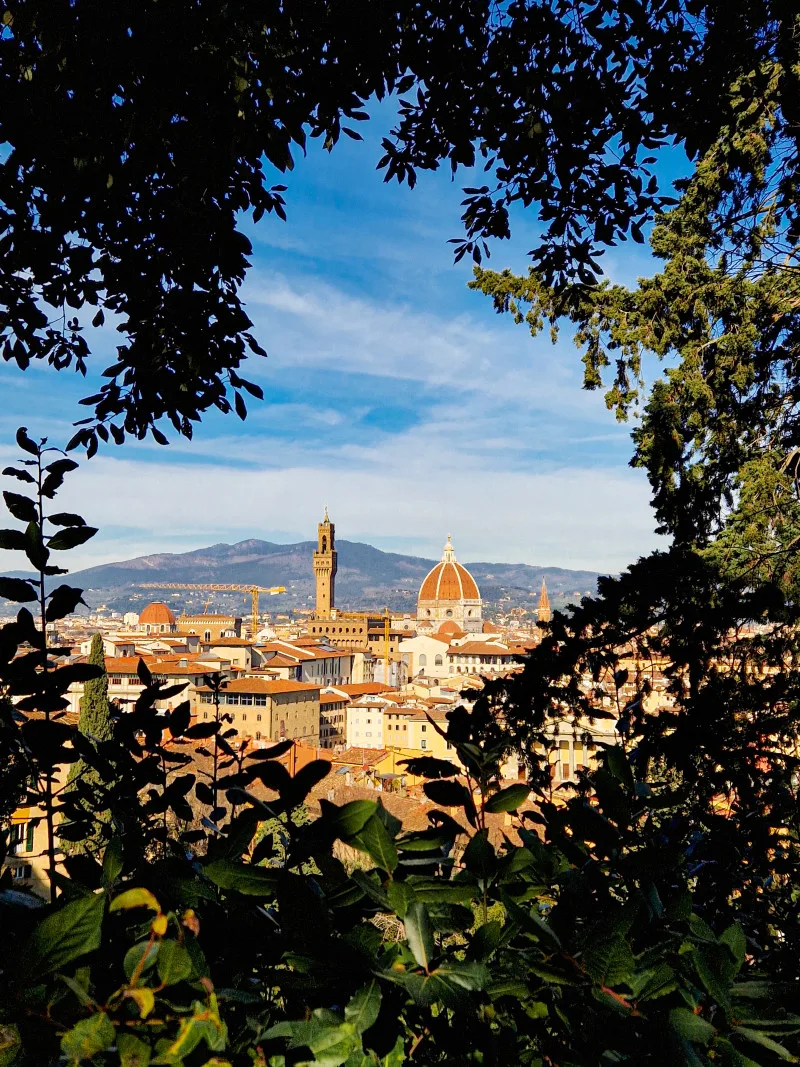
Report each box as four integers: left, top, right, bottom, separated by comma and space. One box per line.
66, 632, 114, 854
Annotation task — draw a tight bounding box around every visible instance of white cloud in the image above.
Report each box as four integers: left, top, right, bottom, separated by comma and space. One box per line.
0, 268, 663, 578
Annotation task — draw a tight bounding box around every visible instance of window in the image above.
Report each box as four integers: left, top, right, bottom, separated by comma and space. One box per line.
226, 694, 240, 705
255, 694, 267, 706
419, 654, 427, 667
434, 655, 443, 666
445, 609, 453, 618
257, 713, 262, 722
255, 732, 261, 740
200, 693, 212, 703
242, 713, 247, 722
203, 711, 208, 720
110, 676, 122, 685
240, 694, 253, 706
204, 631, 211, 641
26, 821, 34, 852
421, 724, 426, 732
421, 739, 427, 749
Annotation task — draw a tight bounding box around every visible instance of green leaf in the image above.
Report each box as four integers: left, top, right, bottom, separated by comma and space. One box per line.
204, 858, 280, 896
349, 869, 391, 910
483, 783, 530, 813
123, 940, 159, 980
157, 940, 193, 986
635, 963, 678, 1001
60, 1012, 115, 1063
350, 814, 398, 873
405, 901, 435, 971
426, 901, 474, 933
345, 981, 381, 1034
396, 830, 453, 852
321, 798, 379, 840
386, 880, 416, 919
0, 1024, 22, 1067
694, 942, 733, 1011
720, 923, 747, 972
46, 584, 86, 621
118, 1033, 152, 1066
101, 837, 123, 886
410, 880, 477, 904
0, 529, 27, 551
15, 428, 38, 456
111, 888, 160, 913
670, 1007, 717, 1046
3, 491, 36, 524
397, 756, 459, 778
502, 895, 561, 949
48, 526, 98, 551
462, 829, 496, 881
583, 936, 635, 986
0, 576, 37, 602
48, 512, 87, 528
469, 920, 505, 961
603, 745, 635, 791
23, 893, 104, 979
423, 779, 472, 808
733, 1027, 798, 1061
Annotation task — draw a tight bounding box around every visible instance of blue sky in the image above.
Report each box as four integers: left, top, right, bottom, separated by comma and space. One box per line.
0, 102, 678, 574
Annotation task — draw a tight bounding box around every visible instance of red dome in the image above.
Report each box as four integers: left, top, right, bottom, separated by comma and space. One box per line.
419, 537, 480, 604
138, 601, 176, 626
438, 621, 464, 635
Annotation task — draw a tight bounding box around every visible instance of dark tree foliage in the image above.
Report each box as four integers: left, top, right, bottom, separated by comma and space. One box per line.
2, 1, 799, 450
1, 435, 798, 1065
65, 632, 114, 856
463, 0, 800, 1021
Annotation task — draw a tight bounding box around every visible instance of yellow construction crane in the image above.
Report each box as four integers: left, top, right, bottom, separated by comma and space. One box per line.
140, 583, 286, 640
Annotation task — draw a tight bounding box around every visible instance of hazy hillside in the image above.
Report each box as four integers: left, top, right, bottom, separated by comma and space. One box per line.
6, 539, 603, 617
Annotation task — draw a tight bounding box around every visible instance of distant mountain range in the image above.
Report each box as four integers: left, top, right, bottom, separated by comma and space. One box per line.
6, 539, 603, 617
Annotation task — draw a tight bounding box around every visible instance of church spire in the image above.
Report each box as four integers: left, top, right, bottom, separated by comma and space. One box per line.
537, 578, 551, 624
442, 534, 456, 563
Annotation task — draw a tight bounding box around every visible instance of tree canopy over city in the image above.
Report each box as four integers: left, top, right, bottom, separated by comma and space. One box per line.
4, 2, 800, 1065
1, 0, 799, 448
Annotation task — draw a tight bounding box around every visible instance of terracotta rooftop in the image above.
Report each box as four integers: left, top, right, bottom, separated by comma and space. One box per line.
332, 747, 389, 767
320, 692, 349, 705
338, 682, 397, 696
448, 642, 512, 657
195, 678, 320, 696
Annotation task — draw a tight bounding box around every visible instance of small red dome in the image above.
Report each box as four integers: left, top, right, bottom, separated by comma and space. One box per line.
438, 621, 463, 635
138, 601, 176, 626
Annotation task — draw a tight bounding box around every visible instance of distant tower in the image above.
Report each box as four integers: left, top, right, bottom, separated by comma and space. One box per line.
537, 578, 551, 624
313, 506, 337, 618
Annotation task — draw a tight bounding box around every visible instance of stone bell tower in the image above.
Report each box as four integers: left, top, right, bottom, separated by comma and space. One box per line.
537, 578, 551, 624
313, 506, 337, 618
